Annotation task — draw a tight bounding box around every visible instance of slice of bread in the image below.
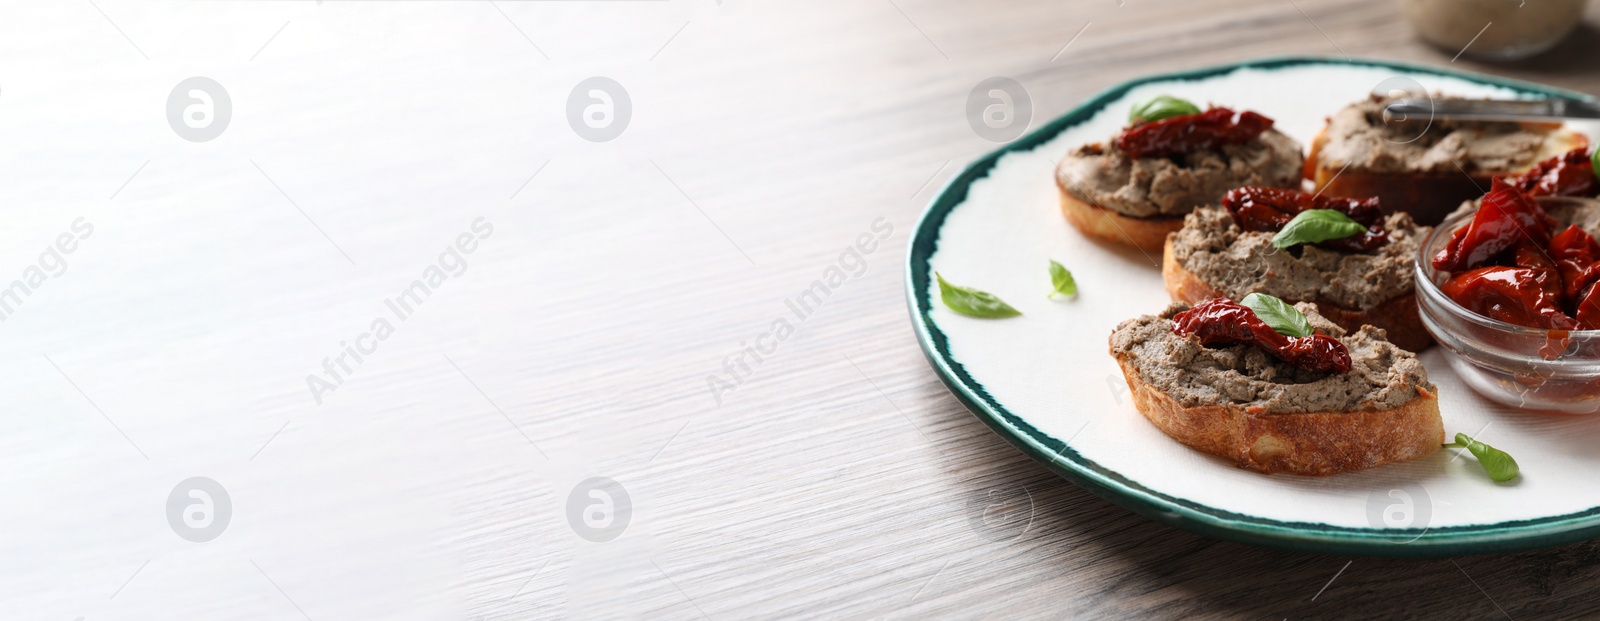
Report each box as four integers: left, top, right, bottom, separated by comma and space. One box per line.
1109, 302, 1444, 476
1161, 236, 1433, 351
1307, 112, 1589, 225
1113, 354, 1443, 476
1057, 182, 1184, 254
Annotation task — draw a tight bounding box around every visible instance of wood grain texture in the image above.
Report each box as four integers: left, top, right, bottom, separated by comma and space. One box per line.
6, 0, 1600, 619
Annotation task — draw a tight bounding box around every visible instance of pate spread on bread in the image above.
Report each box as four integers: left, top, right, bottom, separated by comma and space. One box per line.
1109, 301, 1443, 476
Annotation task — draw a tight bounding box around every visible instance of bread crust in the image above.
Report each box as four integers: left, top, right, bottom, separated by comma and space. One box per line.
1161, 236, 1434, 351
1113, 354, 1444, 476
1307, 127, 1588, 226
1057, 179, 1184, 254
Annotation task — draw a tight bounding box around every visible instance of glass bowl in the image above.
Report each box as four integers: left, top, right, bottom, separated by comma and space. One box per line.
1415, 199, 1600, 413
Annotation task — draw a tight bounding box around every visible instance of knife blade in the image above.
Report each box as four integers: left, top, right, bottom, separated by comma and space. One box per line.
1382, 98, 1600, 122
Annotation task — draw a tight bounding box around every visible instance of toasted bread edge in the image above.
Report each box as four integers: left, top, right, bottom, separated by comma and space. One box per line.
1113, 354, 1444, 476
1056, 181, 1185, 255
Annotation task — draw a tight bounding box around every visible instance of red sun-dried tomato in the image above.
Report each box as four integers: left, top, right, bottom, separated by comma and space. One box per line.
1576, 282, 1600, 329
1114, 107, 1274, 159
1221, 186, 1389, 252
1171, 298, 1352, 374
1440, 266, 1579, 330
1512, 240, 1564, 294
1504, 148, 1600, 198
1432, 177, 1558, 272
1549, 224, 1600, 302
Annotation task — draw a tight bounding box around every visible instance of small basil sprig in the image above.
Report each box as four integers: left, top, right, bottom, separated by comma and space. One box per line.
1591, 148, 1599, 183
936, 273, 1021, 318
1129, 95, 1202, 124
1241, 293, 1314, 338
1047, 260, 1077, 299
1271, 209, 1369, 249
1445, 433, 1520, 482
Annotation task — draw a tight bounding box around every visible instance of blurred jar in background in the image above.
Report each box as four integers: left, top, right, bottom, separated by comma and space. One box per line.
1401, 0, 1588, 60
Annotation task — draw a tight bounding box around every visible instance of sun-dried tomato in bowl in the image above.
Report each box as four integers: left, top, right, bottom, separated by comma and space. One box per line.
1431, 178, 1600, 330
1416, 187, 1600, 413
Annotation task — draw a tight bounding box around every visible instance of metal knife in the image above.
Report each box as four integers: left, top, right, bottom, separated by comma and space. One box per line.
1382, 98, 1600, 122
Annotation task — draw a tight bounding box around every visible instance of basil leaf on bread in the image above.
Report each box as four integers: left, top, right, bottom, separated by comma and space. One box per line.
1271, 209, 1369, 248
1128, 95, 1201, 124
1241, 293, 1314, 338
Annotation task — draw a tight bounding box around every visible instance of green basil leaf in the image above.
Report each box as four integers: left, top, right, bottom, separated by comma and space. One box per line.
1048, 260, 1077, 298
1270, 209, 1369, 248
1129, 95, 1202, 124
1591, 148, 1599, 184
1241, 293, 1313, 338
936, 273, 1021, 318
1453, 433, 1520, 482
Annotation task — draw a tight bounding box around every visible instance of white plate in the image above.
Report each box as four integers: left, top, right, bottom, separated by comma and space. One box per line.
907, 56, 1600, 556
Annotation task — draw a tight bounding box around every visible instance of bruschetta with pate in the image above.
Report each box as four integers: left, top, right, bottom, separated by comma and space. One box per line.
1305, 94, 1588, 225
1056, 96, 1303, 253
1163, 186, 1434, 351
1109, 297, 1443, 476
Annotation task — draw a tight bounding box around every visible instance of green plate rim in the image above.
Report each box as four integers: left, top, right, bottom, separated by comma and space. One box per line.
904, 54, 1600, 557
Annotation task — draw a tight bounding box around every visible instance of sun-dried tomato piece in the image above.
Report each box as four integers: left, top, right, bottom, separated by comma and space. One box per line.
1220, 186, 1389, 252
1440, 266, 1579, 330
1512, 240, 1564, 295
1504, 148, 1600, 198
1432, 177, 1558, 272
1222, 186, 1383, 225
1170, 298, 1352, 374
1576, 282, 1600, 329
1114, 108, 1274, 159
1549, 224, 1600, 302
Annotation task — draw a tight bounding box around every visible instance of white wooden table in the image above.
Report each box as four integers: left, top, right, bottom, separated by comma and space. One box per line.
7, 1, 1600, 619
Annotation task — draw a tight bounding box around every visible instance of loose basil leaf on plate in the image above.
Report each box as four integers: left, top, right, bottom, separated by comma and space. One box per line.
1241, 293, 1313, 338
1592, 148, 1599, 183
1128, 95, 1202, 124
1048, 260, 1077, 299
936, 273, 1021, 318
1446, 433, 1520, 482
1271, 209, 1369, 248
